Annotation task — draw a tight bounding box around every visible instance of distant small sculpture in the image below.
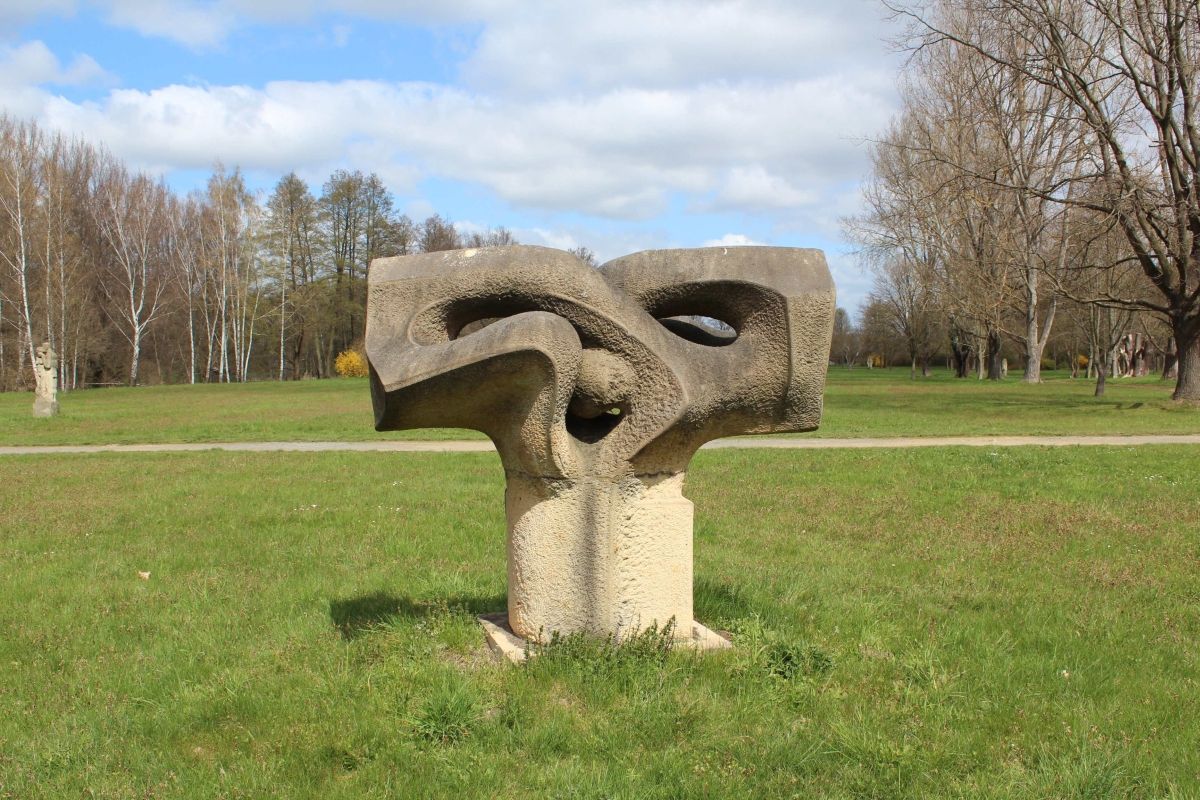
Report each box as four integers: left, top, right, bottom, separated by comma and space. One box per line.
366, 245, 834, 647
33, 341, 59, 418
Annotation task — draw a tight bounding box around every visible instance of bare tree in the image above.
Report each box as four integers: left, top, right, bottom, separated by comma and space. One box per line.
419, 214, 461, 253
569, 245, 598, 267
265, 172, 321, 379
867, 259, 944, 377
848, 115, 949, 377
93, 157, 172, 385
894, 29, 1061, 381
0, 117, 43, 383
891, 0, 1200, 400
0, 114, 534, 387
831, 307, 861, 367
201, 166, 262, 382
465, 226, 517, 248
39, 134, 95, 391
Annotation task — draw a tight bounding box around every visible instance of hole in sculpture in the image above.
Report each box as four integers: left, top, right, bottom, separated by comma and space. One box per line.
657, 315, 738, 347
565, 348, 634, 444
440, 296, 538, 341
453, 315, 506, 339
643, 280, 767, 347
566, 401, 625, 443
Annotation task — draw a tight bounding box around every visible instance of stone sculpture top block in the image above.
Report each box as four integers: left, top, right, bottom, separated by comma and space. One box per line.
367, 245, 833, 478
366, 245, 835, 643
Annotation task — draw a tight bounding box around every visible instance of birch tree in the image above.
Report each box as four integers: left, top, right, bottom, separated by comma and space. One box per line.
0, 117, 43, 383
201, 166, 262, 382
93, 158, 171, 385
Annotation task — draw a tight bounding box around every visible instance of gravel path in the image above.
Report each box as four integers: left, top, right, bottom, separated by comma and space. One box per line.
2, 434, 1198, 456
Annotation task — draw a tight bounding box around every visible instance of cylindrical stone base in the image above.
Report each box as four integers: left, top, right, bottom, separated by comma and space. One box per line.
505, 472, 693, 642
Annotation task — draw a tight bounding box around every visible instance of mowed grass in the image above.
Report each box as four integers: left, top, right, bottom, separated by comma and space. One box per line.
820, 368, 1196, 438
2, 447, 1197, 798
0, 379, 481, 445
2, 369, 1196, 446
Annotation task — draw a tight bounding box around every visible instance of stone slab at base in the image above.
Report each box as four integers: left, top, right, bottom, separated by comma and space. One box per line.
478, 613, 732, 664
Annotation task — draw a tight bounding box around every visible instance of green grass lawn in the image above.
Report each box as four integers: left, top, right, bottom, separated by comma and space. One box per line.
2, 447, 1197, 798
1, 368, 1196, 446
0, 379, 481, 445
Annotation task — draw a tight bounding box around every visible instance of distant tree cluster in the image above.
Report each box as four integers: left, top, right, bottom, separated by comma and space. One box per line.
0, 114, 517, 389
847, 0, 1200, 399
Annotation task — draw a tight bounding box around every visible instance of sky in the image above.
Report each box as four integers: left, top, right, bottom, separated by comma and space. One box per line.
0, 0, 903, 313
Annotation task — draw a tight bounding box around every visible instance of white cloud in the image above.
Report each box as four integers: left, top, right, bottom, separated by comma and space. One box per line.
0, 41, 112, 87
705, 166, 820, 213
32, 0, 901, 90
702, 233, 767, 247
32, 70, 892, 220
0, 41, 115, 118
459, 1, 891, 96
0, 0, 75, 32
57, 0, 512, 49
4, 0, 901, 276
103, 0, 236, 49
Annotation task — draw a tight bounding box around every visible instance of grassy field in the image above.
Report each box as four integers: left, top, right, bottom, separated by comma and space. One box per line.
821, 368, 1196, 437
2, 446, 1197, 798
1, 368, 1197, 446
0, 379, 480, 446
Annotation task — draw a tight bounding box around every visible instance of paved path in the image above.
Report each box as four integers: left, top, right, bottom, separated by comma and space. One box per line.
2, 434, 1198, 456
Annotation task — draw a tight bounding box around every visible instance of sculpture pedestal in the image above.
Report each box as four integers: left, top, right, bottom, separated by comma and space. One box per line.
505, 472, 697, 643
32, 396, 58, 418
479, 613, 731, 663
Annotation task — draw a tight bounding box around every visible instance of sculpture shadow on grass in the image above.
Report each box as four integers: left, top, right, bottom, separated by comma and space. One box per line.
331, 583, 768, 642
329, 590, 507, 640
693, 577, 765, 626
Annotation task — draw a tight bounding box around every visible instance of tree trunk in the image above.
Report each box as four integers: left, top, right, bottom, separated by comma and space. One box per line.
291, 329, 305, 380
278, 279, 286, 381
129, 325, 141, 385
1163, 336, 1179, 380
952, 345, 969, 378
187, 300, 196, 384
1022, 350, 1042, 383
1172, 329, 1200, 402
986, 330, 1003, 380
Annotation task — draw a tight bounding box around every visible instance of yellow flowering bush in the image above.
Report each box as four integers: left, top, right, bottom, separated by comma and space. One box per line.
334, 348, 369, 378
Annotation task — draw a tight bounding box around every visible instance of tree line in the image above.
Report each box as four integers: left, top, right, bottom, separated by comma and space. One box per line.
846, 0, 1200, 400
0, 114, 517, 390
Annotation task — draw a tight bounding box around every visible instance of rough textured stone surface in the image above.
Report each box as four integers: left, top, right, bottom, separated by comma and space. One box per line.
32, 341, 58, 418
366, 245, 834, 642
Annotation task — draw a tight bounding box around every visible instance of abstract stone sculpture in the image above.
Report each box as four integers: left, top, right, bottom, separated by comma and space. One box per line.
366, 245, 834, 646
33, 341, 59, 418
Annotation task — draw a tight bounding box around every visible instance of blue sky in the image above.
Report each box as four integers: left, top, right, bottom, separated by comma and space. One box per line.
1, 1, 903, 313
